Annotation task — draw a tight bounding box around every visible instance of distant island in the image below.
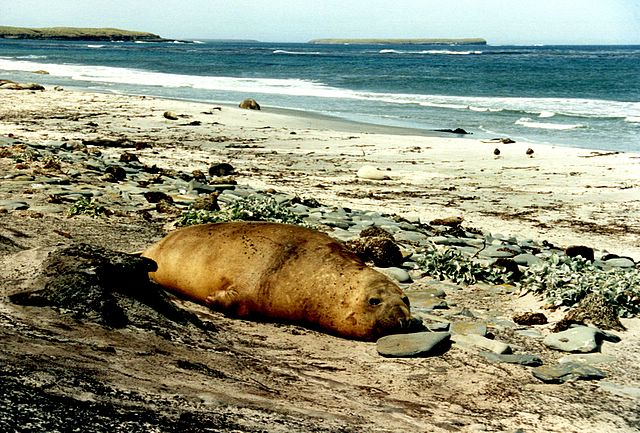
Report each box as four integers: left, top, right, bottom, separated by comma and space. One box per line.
309, 38, 487, 45
0, 26, 167, 42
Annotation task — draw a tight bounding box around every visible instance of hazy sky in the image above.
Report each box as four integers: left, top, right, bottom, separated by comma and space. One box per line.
2, 0, 639, 45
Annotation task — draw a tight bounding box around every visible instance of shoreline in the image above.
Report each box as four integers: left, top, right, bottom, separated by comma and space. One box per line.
1, 86, 639, 258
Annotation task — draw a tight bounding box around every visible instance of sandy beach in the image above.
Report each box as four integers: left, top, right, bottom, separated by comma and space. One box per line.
1, 87, 640, 433
2, 88, 639, 258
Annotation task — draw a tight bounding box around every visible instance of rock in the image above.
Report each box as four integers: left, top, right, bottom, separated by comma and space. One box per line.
602, 257, 635, 268
376, 332, 450, 358
543, 326, 601, 353
0, 82, 45, 91
360, 226, 394, 240
559, 353, 617, 366
450, 321, 487, 336
33, 70, 50, 75
565, 245, 594, 262
104, 166, 127, 182
346, 236, 403, 268
192, 192, 220, 211
491, 257, 523, 281
377, 267, 412, 283
451, 334, 511, 354
554, 292, 625, 332
526, 147, 534, 157
239, 98, 260, 110
532, 362, 606, 384
478, 244, 521, 258
480, 352, 543, 366
0, 200, 30, 211
143, 191, 173, 204
430, 216, 463, 227
513, 253, 542, 266
187, 179, 235, 195
512, 312, 548, 326
599, 381, 640, 399
356, 165, 390, 180
119, 152, 139, 163
163, 111, 179, 120
208, 163, 235, 177
434, 128, 471, 135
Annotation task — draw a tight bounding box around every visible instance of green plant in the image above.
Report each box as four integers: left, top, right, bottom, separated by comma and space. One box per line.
176, 196, 306, 227
520, 254, 640, 317
416, 247, 513, 286
67, 198, 109, 218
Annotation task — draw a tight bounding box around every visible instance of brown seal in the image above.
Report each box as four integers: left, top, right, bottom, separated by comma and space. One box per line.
142, 222, 412, 340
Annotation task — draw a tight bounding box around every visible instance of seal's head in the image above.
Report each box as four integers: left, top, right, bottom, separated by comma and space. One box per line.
344, 276, 412, 341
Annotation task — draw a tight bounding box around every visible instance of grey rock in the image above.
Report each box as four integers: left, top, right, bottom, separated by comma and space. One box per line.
559, 353, 617, 365
426, 322, 450, 332
0, 200, 30, 211
187, 179, 235, 194
480, 352, 543, 366
599, 381, 640, 399
532, 362, 606, 384
451, 334, 511, 354
450, 321, 487, 336
602, 257, 635, 268
479, 245, 521, 258
319, 218, 351, 230
543, 326, 600, 353
376, 331, 450, 358
377, 267, 412, 283
516, 328, 544, 339
513, 253, 543, 266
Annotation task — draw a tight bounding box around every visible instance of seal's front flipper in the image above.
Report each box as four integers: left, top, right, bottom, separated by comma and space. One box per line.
206, 288, 248, 316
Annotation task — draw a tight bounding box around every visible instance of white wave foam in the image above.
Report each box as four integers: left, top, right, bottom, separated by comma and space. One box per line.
379, 49, 481, 55
273, 50, 322, 55
87, 45, 105, 49
625, 116, 640, 123
0, 58, 637, 121
539, 111, 555, 118
16, 55, 48, 59
516, 117, 585, 130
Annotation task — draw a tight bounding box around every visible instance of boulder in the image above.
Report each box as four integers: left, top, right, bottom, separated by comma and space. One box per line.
239, 98, 260, 110
356, 165, 390, 180
163, 111, 179, 120
376, 332, 450, 357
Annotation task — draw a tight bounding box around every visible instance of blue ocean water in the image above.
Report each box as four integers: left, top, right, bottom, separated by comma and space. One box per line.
1, 39, 639, 152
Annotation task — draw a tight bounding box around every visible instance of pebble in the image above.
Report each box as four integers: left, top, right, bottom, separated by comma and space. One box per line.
376, 332, 451, 358
532, 362, 606, 384
377, 267, 412, 283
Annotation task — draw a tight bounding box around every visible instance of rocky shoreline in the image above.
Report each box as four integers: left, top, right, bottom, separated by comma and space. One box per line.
1, 84, 640, 432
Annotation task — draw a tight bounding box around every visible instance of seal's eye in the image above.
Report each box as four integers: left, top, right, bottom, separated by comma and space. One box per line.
369, 297, 381, 306
402, 296, 410, 307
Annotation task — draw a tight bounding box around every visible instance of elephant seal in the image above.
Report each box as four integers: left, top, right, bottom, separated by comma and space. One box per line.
142, 222, 412, 340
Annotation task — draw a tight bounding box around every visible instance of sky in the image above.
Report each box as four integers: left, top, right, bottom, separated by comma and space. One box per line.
1, 0, 639, 45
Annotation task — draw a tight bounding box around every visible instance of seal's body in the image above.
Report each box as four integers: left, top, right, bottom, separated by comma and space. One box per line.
142, 222, 411, 340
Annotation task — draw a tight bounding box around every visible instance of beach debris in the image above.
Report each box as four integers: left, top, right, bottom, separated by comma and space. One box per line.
0, 81, 45, 91
512, 312, 548, 326
482, 137, 516, 144
565, 245, 594, 262
430, 216, 463, 227
554, 292, 626, 332
239, 98, 261, 110
346, 228, 404, 268
163, 111, 179, 120
209, 162, 235, 177
434, 128, 471, 135
493, 148, 501, 156
33, 70, 50, 75
526, 147, 535, 157
356, 165, 391, 180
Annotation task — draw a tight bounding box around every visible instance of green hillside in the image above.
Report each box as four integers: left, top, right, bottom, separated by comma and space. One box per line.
0, 26, 165, 41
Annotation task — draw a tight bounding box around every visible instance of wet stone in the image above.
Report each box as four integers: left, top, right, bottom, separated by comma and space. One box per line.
532, 362, 606, 384
376, 331, 450, 358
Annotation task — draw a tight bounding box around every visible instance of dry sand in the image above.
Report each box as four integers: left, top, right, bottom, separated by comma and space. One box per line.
1, 88, 639, 432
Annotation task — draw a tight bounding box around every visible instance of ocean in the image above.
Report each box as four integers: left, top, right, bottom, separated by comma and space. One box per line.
1, 39, 639, 152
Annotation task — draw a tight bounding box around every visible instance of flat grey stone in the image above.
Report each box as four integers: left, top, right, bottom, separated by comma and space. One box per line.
516, 328, 544, 339
480, 352, 543, 366
543, 326, 600, 353
450, 321, 487, 336
513, 253, 543, 266
559, 353, 617, 365
187, 179, 235, 194
426, 322, 450, 332
532, 362, 606, 384
0, 200, 29, 211
376, 332, 450, 358
599, 381, 640, 399
479, 245, 521, 258
602, 258, 635, 268
451, 334, 511, 354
